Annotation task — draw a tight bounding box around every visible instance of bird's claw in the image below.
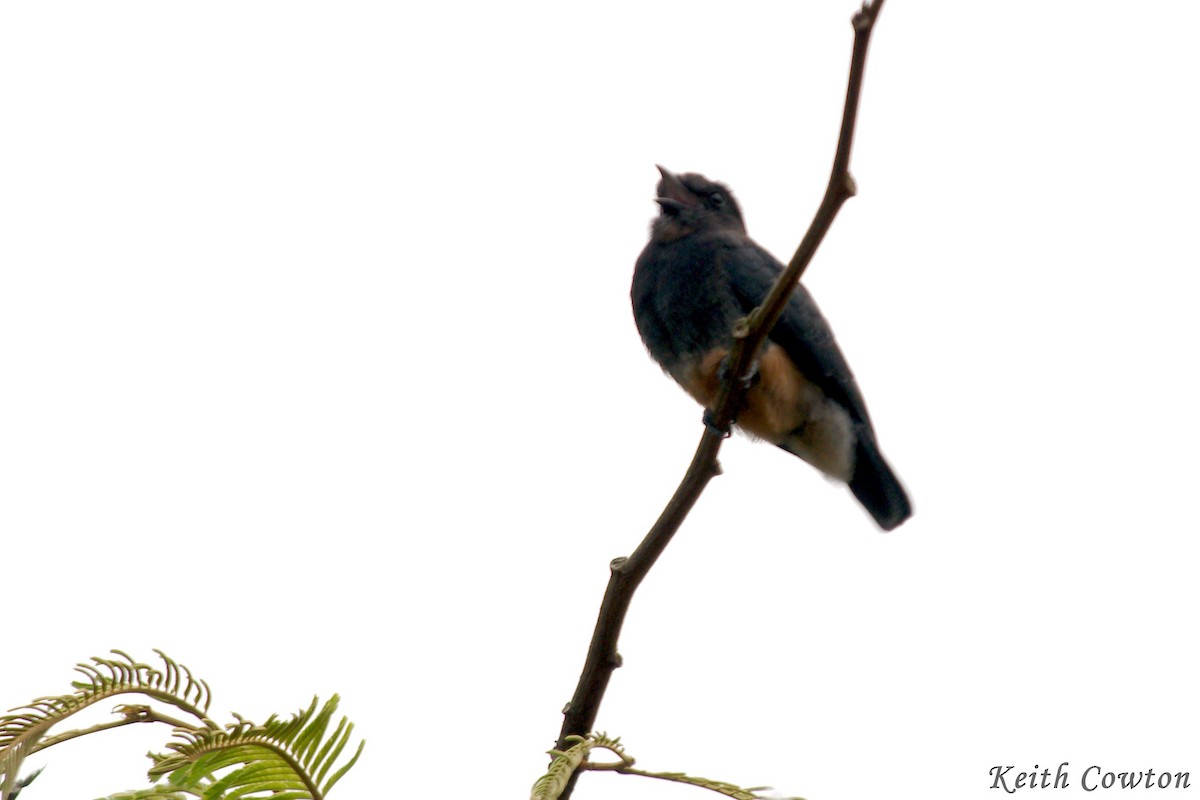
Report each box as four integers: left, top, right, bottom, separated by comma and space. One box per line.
716, 355, 760, 390
703, 409, 732, 438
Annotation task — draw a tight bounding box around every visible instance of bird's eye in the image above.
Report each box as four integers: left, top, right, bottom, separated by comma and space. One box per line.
707, 192, 726, 209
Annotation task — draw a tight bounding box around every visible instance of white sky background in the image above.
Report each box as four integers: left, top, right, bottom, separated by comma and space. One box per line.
2, 2, 1198, 799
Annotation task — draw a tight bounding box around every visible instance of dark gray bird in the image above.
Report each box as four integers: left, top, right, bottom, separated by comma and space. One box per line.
631, 166, 911, 530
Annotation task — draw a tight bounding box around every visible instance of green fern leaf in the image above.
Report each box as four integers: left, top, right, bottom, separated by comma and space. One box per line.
2, 651, 214, 797
1, 650, 212, 755
149, 695, 362, 800
531, 735, 592, 800
95, 788, 192, 800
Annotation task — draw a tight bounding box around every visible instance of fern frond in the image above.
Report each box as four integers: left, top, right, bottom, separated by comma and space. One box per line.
96, 788, 193, 800
1, 650, 212, 755
531, 735, 592, 800
533, 732, 802, 800
1, 716, 48, 800
148, 695, 363, 800
1, 651, 215, 799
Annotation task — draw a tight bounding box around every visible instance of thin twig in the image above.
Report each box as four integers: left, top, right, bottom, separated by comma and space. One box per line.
554, 3, 887, 796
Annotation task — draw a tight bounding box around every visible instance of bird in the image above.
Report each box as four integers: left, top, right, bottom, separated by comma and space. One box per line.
631, 166, 911, 531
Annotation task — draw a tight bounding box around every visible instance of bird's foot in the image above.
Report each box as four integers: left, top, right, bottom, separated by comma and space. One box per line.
717, 354, 760, 391
702, 408, 732, 438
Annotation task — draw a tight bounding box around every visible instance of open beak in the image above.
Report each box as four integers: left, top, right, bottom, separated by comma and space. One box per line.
654, 164, 695, 212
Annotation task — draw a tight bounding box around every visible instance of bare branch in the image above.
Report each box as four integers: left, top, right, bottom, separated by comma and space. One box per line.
554, 4, 888, 795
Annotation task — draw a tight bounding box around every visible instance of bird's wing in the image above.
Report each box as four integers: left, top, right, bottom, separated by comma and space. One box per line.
723, 240, 874, 427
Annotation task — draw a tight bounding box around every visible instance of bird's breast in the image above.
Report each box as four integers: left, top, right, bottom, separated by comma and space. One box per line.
671, 342, 855, 481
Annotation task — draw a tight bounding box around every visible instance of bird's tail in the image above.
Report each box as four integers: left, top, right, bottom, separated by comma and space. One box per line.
849, 434, 911, 531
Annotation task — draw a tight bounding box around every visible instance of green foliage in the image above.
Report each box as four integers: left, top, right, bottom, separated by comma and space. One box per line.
531, 735, 592, 800
149, 696, 363, 800
0, 650, 361, 800
531, 732, 802, 800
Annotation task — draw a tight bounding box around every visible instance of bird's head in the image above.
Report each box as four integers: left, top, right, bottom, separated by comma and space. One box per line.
650, 165, 746, 241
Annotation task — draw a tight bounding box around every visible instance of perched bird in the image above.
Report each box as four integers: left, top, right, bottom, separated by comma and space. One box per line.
631, 166, 911, 531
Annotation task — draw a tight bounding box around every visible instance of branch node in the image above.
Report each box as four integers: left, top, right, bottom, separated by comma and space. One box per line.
843, 171, 858, 198
732, 313, 755, 339
852, 0, 884, 31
